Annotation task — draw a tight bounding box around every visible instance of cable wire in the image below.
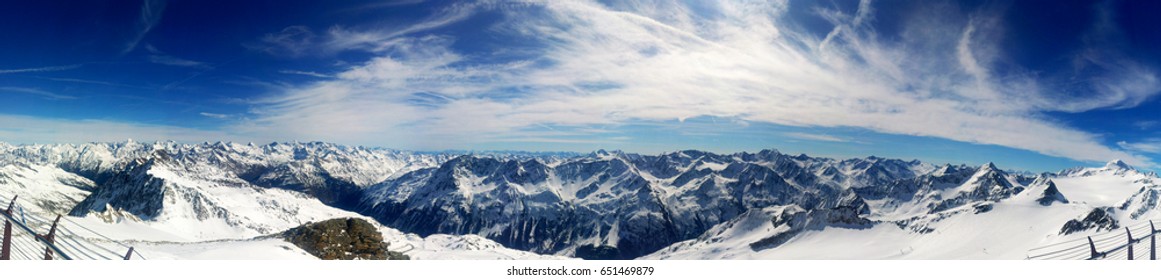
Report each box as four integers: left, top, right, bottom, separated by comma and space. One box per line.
1028, 242, 1090, 259
10, 234, 37, 260
1092, 232, 1126, 244
1029, 235, 1098, 251
1106, 248, 1129, 260
61, 217, 137, 249
54, 235, 92, 260
54, 232, 103, 260
58, 226, 122, 259
60, 217, 147, 260
1056, 250, 1091, 260
1133, 246, 1148, 260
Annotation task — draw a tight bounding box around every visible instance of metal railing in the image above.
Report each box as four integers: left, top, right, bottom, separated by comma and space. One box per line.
0, 195, 144, 260
1027, 220, 1159, 260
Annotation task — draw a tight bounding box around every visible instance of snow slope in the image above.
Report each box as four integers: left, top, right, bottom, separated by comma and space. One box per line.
645, 160, 1161, 260
117, 228, 573, 260
0, 142, 565, 260
0, 161, 95, 214
644, 200, 1093, 259
1052, 162, 1155, 207
128, 238, 318, 260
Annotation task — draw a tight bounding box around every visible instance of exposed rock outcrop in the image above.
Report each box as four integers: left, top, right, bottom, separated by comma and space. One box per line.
1060, 208, 1119, 235
1036, 180, 1068, 206
282, 218, 409, 260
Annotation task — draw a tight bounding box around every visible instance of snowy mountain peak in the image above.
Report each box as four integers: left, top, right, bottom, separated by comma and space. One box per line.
930, 164, 958, 177
589, 149, 615, 159
1035, 179, 1068, 206
1057, 159, 1143, 177
981, 162, 998, 171
1105, 159, 1132, 170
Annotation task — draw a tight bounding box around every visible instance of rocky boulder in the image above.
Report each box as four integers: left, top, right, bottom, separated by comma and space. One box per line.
282, 217, 409, 260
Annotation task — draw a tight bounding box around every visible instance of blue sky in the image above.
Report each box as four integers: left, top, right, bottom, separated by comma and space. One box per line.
2, 0, 1161, 172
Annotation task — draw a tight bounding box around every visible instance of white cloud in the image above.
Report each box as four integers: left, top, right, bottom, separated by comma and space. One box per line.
234, 0, 1154, 166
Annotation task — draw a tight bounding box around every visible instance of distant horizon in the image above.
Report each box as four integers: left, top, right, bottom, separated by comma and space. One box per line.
2, 1, 1160, 175
0, 138, 1139, 174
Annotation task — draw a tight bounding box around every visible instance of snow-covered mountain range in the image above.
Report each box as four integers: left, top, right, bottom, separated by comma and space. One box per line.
1, 141, 1158, 259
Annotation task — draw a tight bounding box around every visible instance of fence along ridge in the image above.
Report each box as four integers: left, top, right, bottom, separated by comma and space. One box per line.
1028, 219, 1160, 260
1, 195, 138, 260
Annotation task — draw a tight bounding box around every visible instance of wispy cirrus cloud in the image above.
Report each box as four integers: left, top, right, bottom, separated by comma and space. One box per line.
1044, 1, 1161, 113
144, 44, 210, 69
43, 77, 150, 90
330, 0, 427, 15
247, 25, 317, 57
278, 70, 332, 78
0, 64, 81, 74
230, 0, 1156, 166
0, 87, 76, 100
1135, 120, 1161, 130
199, 112, 229, 119
1119, 140, 1161, 154
148, 54, 210, 68
247, 2, 479, 58
122, 0, 167, 54
784, 132, 852, 143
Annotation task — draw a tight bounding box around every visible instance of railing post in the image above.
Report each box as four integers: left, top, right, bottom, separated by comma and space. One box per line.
1127, 227, 1134, 260
1, 217, 9, 260
1152, 221, 1157, 261
1, 195, 15, 260
41, 215, 61, 260
124, 247, 134, 260
1089, 236, 1099, 259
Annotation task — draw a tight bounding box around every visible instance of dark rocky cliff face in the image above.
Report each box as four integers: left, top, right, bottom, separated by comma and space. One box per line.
358, 151, 971, 259
69, 158, 166, 219
1060, 208, 1120, 235
282, 218, 409, 260
1036, 180, 1068, 206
